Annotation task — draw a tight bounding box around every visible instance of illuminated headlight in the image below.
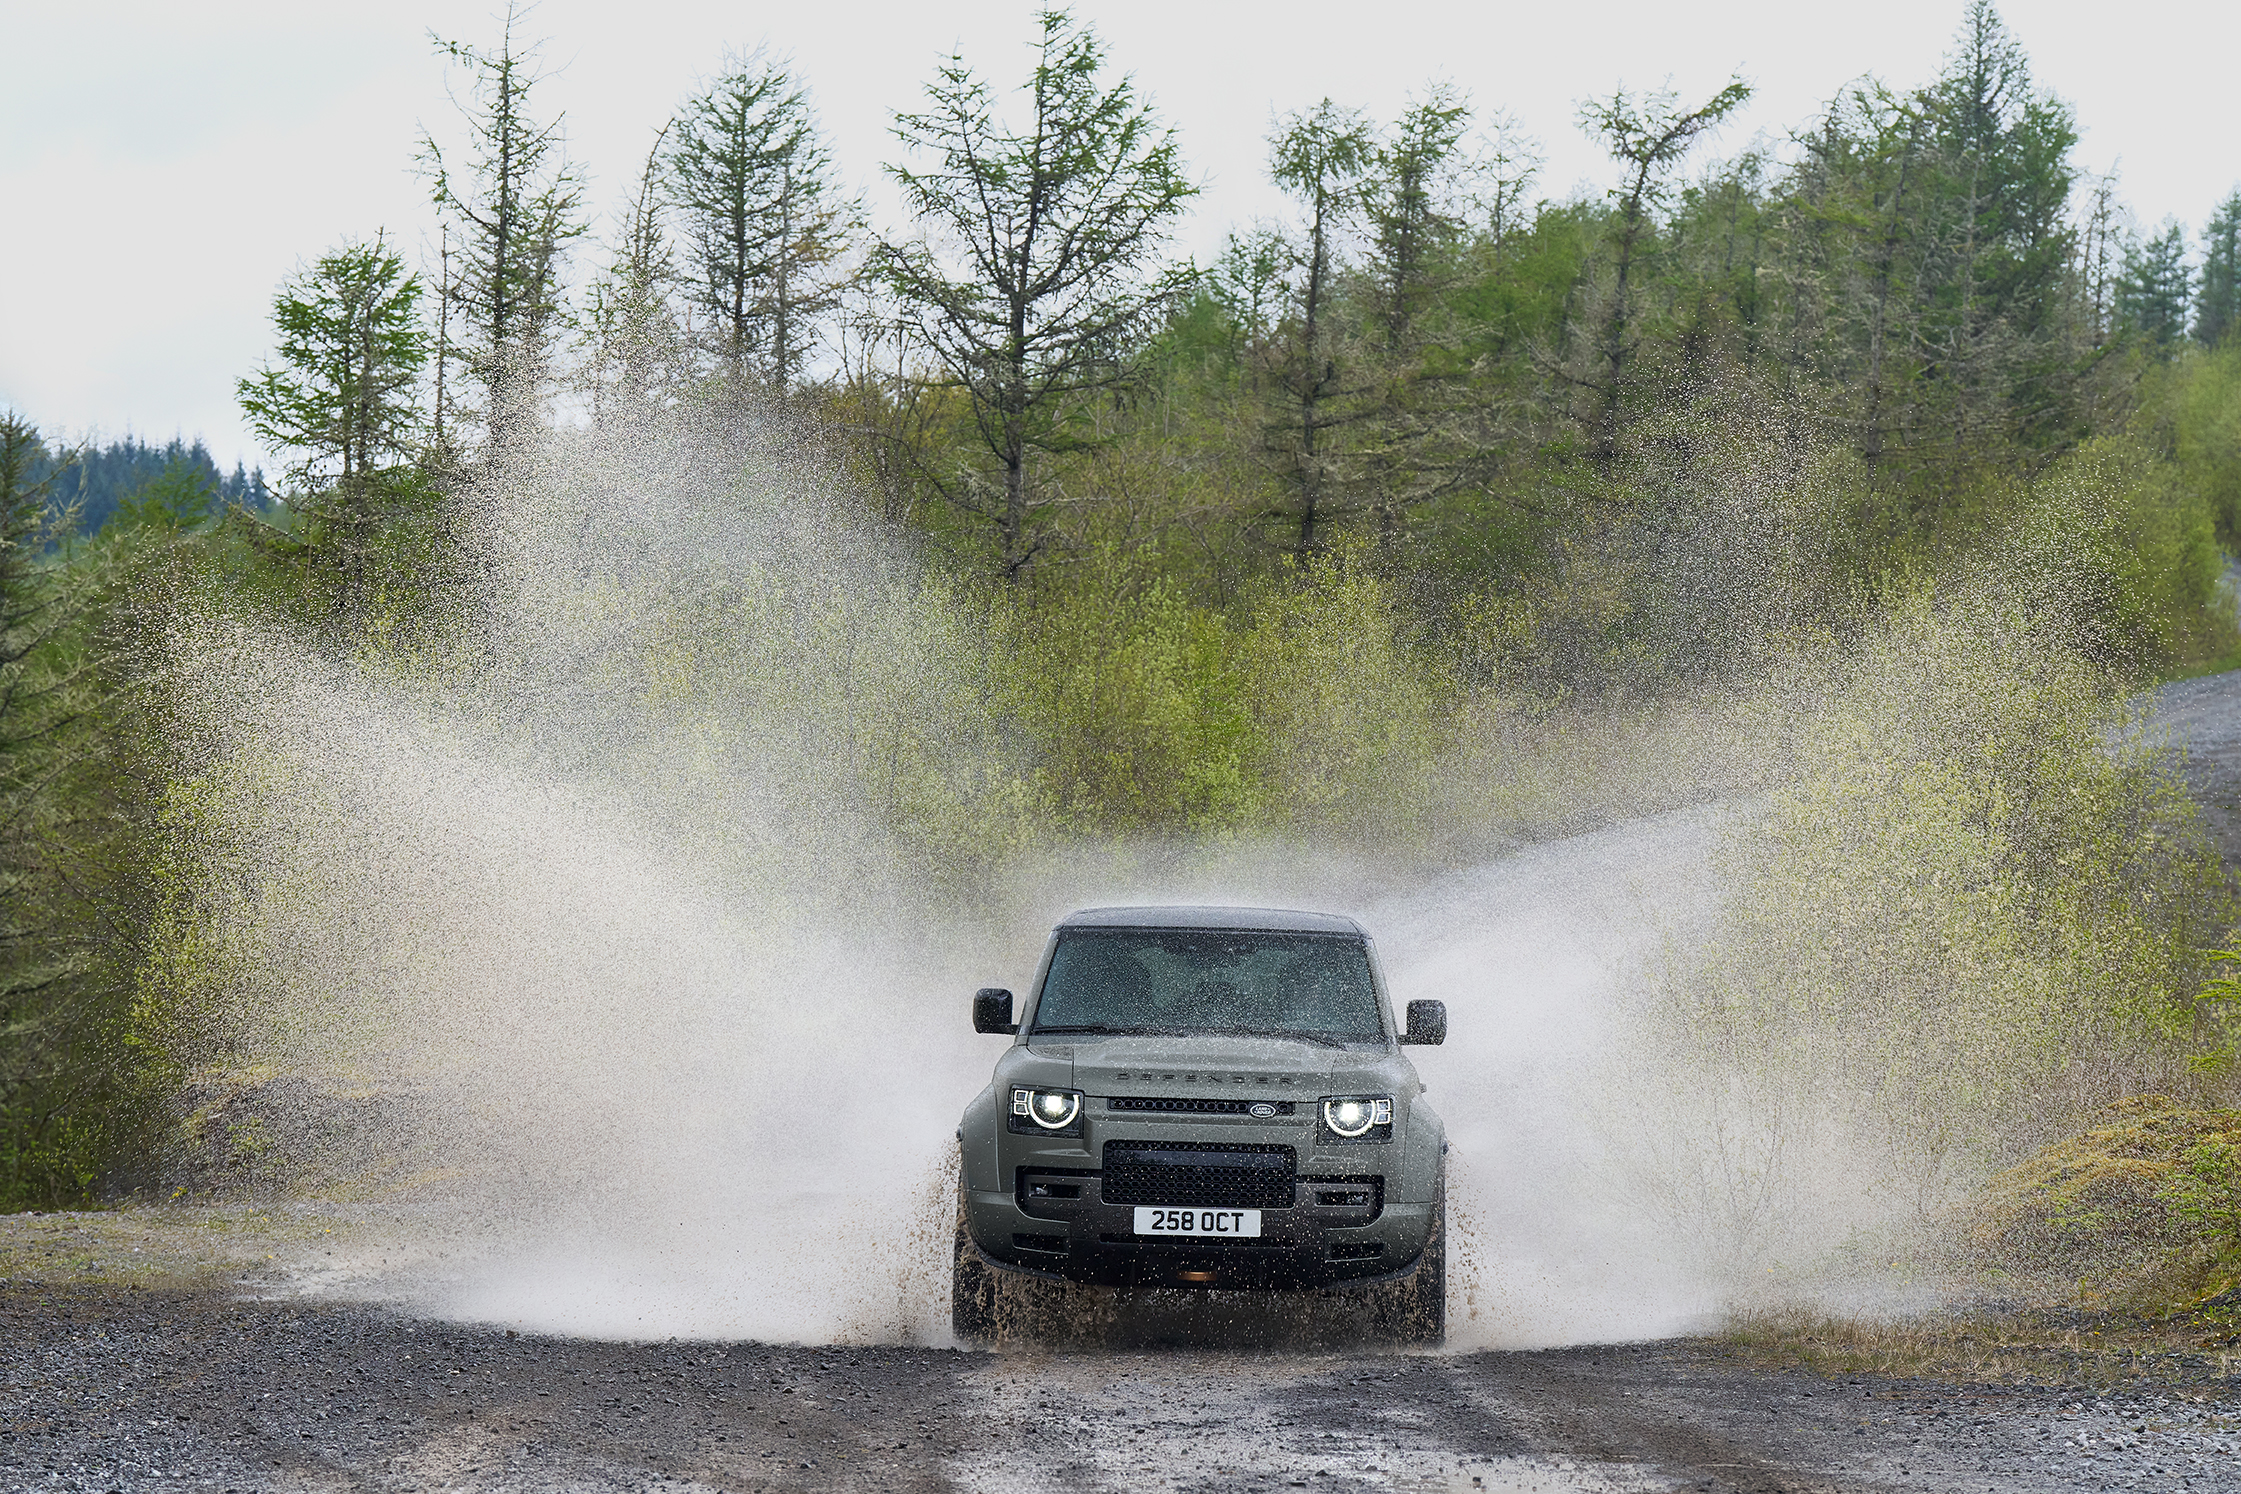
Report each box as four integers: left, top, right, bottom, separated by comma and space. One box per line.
1321, 1095, 1394, 1140
1009, 1087, 1083, 1135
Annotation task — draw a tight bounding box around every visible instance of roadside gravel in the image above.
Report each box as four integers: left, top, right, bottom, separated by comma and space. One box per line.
5, 1284, 2238, 1492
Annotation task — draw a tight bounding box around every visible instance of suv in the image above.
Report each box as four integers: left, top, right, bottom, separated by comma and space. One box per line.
952, 905, 1447, 1342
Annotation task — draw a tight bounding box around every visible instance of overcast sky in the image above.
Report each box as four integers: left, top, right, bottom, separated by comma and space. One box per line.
2, 0, 2232, 476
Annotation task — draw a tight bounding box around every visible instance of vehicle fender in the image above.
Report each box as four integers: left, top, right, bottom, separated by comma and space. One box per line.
958, 1082, 1003, 1194
1395, 1093, 1446, 1204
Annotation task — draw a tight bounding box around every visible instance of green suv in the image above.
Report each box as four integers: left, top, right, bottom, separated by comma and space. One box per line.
952, 906, 1447, 1342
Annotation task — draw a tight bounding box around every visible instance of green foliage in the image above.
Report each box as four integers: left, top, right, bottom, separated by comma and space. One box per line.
0, 416, 173, 1208
2161, 338, 2241, 547
669, 51, 853, 387
2195, 190, 2241, 347
1661, 591, 2239, 1200
2023, 431, 2225, 668
238, 237, 427, 491
2162, 1131, 2241, 1247
114, 458, 221, 533
982, 548, 1449, 843
2118, 220, 2193, 348
878, 7, 1196, 576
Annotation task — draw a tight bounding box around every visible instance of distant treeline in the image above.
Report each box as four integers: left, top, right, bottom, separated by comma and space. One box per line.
29, 436, 271, 541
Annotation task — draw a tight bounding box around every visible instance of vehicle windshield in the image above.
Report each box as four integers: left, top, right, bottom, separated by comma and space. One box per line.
1030, 928, 1384, 1044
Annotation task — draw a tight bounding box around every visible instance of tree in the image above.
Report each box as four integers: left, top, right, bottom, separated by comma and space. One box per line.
1363, 87, 1471, 352
238, 237, 428, 490
1352, 89, 1518, 544
114, 459, 220, 532
421, 3, 584, 450
670, 52, 855, 391
578, 129, 688, 426
2196, 189, 2241, 346
1575, 76, 1753, 471
879, 8, 1195, 578
0, 415, 110, 1204
235, 237, 433, 608
1262, 100, 1374, 552
2118, 219, 2193, 347
1913, 1, 2081, 462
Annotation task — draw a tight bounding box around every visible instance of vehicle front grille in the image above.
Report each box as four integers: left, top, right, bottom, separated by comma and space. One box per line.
1101, 1141, 1296, 1209
1107, 1096, 1298, 1116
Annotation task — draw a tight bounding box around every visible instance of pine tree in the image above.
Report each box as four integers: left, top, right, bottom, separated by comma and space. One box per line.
236, 235, 433, 607
2196, 189, 2241, 346
2118, 219, 2193, 347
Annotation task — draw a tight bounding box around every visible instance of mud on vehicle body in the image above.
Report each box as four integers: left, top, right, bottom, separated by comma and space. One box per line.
953, 906, 1447, 1343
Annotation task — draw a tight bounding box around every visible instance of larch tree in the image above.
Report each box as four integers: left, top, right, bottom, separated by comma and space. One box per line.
879, 8, 1194, 578
578, 129, 688, 427
670, 52, 856, 392
1262, 100, 1374, 553
1575, 76, 1753, 474
421, 4, 584, 452
1353, 89, 1514, 542
1363, 87, 1471, 353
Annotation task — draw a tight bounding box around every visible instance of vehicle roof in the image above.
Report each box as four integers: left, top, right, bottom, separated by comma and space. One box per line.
1056, 905, 1367, 936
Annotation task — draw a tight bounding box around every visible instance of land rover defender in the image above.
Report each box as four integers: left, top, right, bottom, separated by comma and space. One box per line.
952, 905, 1447, 1342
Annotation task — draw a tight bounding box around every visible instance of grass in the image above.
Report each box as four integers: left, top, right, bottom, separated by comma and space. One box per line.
1722, 1305, 2241, 1389
1722, 1096, 2241, 1389
0, 1204, 356, 1291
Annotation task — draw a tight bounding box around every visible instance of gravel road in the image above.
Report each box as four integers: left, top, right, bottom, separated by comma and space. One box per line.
6, 1285, 2237, 1493
8, 675, 2241, 1493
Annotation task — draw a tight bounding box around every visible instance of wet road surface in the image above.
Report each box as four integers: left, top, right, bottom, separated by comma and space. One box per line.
4, 1285, 2238, 1492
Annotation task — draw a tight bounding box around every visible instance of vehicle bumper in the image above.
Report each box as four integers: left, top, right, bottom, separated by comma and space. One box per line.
965, 1176, 1433, 1290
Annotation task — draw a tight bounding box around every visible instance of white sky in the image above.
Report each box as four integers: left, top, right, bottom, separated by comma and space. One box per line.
2, 0, 2233, 476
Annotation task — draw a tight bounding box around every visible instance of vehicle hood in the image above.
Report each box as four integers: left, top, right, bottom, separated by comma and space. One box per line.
1007, 1033, 1412, 1099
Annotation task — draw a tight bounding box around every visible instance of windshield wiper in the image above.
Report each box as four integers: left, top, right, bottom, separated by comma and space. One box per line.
1032, 1024, 1147, 1036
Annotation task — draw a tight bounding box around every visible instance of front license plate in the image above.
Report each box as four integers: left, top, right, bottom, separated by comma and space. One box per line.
1132, 1206, 1262, 1237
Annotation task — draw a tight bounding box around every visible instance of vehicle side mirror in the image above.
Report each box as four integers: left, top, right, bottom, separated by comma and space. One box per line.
973, 988, 1017, 1035
1401, 999, 1446, 1046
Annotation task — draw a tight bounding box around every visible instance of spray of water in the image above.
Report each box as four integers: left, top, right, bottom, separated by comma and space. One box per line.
157, 412, 2155, 1347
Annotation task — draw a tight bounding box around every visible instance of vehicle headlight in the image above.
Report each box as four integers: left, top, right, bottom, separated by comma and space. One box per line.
1321, 1095, 1394, 1140
1009, 1087, 1084, 1136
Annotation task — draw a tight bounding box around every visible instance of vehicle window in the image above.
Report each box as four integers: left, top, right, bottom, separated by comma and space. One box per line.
1031, 930, 1383, 1043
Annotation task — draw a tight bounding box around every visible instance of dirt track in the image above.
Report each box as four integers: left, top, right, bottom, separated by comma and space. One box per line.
6, 1282, 2238, 1493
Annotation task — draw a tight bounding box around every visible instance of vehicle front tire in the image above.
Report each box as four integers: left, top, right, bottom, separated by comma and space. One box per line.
951, 1205, 1000, 1343
1374, 1182, 1446, 1346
